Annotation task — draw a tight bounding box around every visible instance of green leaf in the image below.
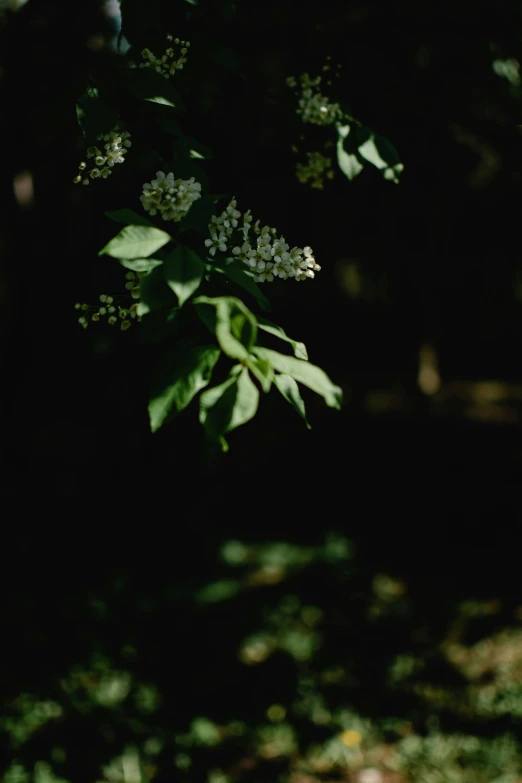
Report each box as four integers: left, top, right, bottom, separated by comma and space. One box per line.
199, 368, 259, 440
337, 125, 364, 181
257, 317, 308, 360
199, 375, 237, 438
336, 123, 404, 183
148, 344, 221, 432
119, 257, 164, 273
253, 347, 342, 409
357, 135, 388, 169
163, 245, 204, 306
99, 225, 171, 259
218, 261, 272, 313
274, 373, 311, 429
176, 197, 214, 236
137, 265, 177, 317
76, 87, 119, 144
194, 296, 257, 360
246, 356, 273, 393
117, 67, 186, 110
373, 135, 404, 182
105, 209, 154, 227
230, 368, 260, 429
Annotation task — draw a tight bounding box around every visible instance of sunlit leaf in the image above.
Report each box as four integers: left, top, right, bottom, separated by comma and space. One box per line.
194, 296, 258, 360
336, 125, 364, 180
274, 373, 311, 428
199, 367, 259, 438
99, 225, 171, 259
336, 123, 404, 183
258, 318, 308, 360
246, 356, 273, 392
119, 257, 163, 272
148, 344, 220, 432
253, 347, 342, 408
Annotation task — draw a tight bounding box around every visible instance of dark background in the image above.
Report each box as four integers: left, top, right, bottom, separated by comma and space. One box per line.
3, 0, 522, 501
2, 1, 522, 781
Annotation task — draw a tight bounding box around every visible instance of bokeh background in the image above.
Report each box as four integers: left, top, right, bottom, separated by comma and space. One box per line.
2, 1, 522, 781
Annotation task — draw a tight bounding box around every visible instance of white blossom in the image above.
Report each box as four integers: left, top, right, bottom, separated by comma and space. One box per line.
205, 198, 320, 284
136, 34, 190, 78
74, 129, 131, 185
296, 150, 335, 189
76, 273, 144, 330
140, 171, 201, 223
204, 232, 228, 256
286, 72, 343, 126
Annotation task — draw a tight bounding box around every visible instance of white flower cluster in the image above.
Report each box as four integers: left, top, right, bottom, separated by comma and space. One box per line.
137, 34, 190, 78
75, 273, 144, 331
204, 199, 321, 283
296, 151, 335, 190
286, 73, 343, 126
140, 171, 201, 222
73, 129, 131, 185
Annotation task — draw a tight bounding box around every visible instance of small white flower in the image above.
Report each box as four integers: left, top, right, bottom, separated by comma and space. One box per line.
256, 272, 274, 283
204, 232, 227, 256
76, 127, 131, 183
231, 242, 256, 263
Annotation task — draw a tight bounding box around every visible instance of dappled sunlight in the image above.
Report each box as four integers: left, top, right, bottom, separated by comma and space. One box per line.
4, 530, 522, 782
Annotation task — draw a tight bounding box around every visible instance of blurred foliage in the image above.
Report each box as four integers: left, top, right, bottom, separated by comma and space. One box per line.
3, 531, 522, 782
